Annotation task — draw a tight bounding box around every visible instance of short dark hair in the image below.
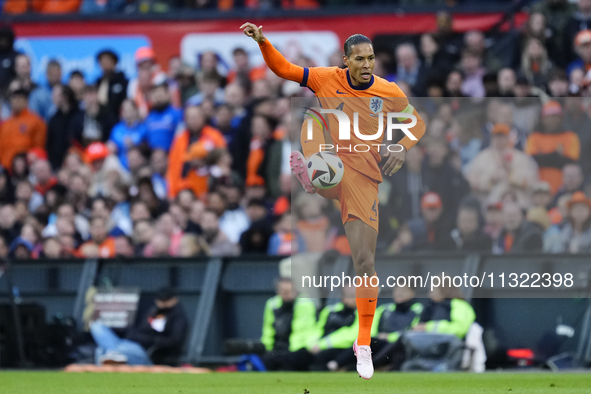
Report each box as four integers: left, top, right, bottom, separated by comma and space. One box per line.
47, 59, 61, 69
156, 288, 176, 301
69, 70, 84, 80
10, 88, 29, 99
344, 34, 372, 57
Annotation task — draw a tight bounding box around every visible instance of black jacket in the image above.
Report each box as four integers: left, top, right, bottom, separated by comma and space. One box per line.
0, 26, 17, 91
96, 71, 128, 120
494, 221, 544, 253
47, 107, 81, 170
126, 303, 189, 365
70, 105, 117, 147
450, 228, 493, 252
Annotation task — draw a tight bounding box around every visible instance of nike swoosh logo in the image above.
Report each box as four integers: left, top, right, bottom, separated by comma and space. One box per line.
369, 299, 377, 302
336, 90, 347, 94
370, 217, 377, 221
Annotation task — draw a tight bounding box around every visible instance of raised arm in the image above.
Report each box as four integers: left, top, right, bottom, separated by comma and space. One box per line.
240, 22, 305, 84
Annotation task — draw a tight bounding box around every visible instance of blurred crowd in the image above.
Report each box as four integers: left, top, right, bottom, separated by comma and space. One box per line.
1, 1, 591, 261
0, 0, 520, 15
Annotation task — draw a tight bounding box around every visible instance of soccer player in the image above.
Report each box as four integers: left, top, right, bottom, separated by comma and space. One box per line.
241, 22, 426, 379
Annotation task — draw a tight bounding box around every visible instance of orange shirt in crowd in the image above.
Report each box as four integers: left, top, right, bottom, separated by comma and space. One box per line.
3, 0, 80, 13
167, 125, 226, 198
78, 238, 116, 258
525, 131, 580, 194
0, 109, 47, 171
226, 64, 267, 85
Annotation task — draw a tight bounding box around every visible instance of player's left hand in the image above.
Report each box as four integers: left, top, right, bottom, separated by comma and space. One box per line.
382, 144, 406, 176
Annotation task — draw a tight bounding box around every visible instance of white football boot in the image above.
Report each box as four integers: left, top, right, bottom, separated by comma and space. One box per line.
353, 339, 374, 380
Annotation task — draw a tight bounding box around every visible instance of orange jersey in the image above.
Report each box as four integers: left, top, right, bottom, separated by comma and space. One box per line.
258, 39, 425, 183
525, 131, 580, 194
0, 109, 47, 170
304, 67, 410, 182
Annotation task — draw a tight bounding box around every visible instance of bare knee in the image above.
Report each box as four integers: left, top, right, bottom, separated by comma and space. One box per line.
353, 253, 375, 277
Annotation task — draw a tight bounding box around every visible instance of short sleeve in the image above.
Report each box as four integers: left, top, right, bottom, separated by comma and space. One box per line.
304, 67, 337, 94
387, 82, 410, 113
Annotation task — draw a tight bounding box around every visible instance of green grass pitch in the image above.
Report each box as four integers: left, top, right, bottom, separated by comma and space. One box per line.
3, 371, 591, 394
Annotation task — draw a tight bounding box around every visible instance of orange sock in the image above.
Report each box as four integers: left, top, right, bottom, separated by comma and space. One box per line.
356, 273, 379, 346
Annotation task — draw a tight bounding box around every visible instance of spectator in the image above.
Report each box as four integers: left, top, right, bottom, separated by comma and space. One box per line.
86, 142, 130, 198
145, 232, 171, 258
114, 235, 135, 258
47, 84, 80, 170
200, 209, 239, 256
547, 68, 570, 97
380, 146, 428, 228
246, 114, 274, 187
414, 33, 451, 96
294, 193, 333, 253
0, 166, 15, 204
128, 47, 171, 118
14, 54, 53, 120
68, 70, 86, 104
217, 185, 250, 244
460, 49, 486, 98
187, 75, 225, 107
467, 123, 538, 207
520, 12, 560, 68
551, 163, 586, 208
260, 277, 316, 371
40, 237, 63, 259
532, 181, 553, 210
423, 136, 470, 227
9, 236, 33, 259
564, 0, 591, 65
413, 285, 475, 339
227, 47, 266, 85
498, 68, 516, 97
137, 177, 169, 219
450, 203, 493, 252
493, 202, 543, 253
156, 212, 183, 256
395, 43, 420, 89
108, 99, 147, 170
268, 211, 304, 256
525, 101, 580, 194
77, 216, 115, 258
175, 64, 199, 106
132, 219, 154, 256
46, 59, 62, 89
71, 85, 117, 148
406, 192, 454, 252
150, 149, 169, 200
91, 288, 188, 366
563, 96, 591, 175
177, 233, 209, 257
240, 199, 273, 254
307, 285, 358, 371
144, 83, 182, 152
0, 26, 17, 92
0, 89, 47, 171
464, 30, 503, 73
545, 191, 591, 253
568, 30, 591, 75
521, 38, 553, 89
445, 70, 464, 97
167, 106, 226, 198
511, 78, 541, 136
95, 49, 128, 121
533, 0, 576, 67
31, 159, 58, 197
0, 204, 20, 244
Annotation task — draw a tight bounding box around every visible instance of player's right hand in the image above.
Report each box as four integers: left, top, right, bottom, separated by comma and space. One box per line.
240, 22, 266, 44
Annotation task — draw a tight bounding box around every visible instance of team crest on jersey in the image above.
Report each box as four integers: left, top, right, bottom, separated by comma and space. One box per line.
369, 97, 383, 114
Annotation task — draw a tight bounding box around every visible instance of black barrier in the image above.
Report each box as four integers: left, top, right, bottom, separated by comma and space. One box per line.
1, 254, 591, 367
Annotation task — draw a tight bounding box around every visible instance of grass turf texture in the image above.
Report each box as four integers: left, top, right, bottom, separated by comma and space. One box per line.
2, 371, 591, 394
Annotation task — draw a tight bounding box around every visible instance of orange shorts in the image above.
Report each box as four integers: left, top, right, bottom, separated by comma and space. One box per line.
318, 164, 379, 233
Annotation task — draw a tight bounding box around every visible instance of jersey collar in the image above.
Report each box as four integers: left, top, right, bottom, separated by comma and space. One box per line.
346, 69, 374, 90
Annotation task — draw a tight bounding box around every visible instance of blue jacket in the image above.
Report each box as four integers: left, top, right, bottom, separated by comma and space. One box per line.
144, 105, 182, 151
109, 121, 148, 169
